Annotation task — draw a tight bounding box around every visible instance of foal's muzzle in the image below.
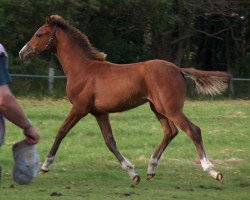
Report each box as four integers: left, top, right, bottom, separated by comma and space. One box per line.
19, 44, 37, 61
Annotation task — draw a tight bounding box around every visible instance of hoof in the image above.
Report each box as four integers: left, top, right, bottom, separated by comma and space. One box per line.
132, 175, 141, 186
216, 172, 223, 182
39, 168, 49, 174
147, 173, 155, 181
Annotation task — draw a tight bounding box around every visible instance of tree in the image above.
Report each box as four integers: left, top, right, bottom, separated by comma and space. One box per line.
0, 0, 249, 77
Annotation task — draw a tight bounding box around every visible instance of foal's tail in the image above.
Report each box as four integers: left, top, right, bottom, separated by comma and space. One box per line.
181, 68, 232, 96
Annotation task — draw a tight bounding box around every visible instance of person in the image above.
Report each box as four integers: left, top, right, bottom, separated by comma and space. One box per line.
0, 43, 40, 145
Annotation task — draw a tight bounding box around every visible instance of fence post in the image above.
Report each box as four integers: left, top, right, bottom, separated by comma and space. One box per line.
48, 68, 54, 94
229, 79, 234, 95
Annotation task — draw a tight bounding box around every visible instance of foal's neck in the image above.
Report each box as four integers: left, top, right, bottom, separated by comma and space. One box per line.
54, 29, 91, 77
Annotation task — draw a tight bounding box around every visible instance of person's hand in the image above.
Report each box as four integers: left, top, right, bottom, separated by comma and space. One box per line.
23, 127, 40, 144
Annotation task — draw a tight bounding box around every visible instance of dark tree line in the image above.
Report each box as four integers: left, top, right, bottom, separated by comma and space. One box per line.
0, 0, 249, 77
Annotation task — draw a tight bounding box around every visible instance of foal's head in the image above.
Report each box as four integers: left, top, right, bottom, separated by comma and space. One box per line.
20, 15, 107, 62
19, 16, 58, 61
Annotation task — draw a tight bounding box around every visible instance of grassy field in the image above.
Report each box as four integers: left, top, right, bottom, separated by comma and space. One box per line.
0, 98, 249, 200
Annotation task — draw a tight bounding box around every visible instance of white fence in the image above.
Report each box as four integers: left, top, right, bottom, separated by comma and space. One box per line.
10, 68, 250, 95
10, 68, 66, 94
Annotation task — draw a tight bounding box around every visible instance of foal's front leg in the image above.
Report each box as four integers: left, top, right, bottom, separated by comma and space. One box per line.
96, 114, 140, 185
40, 106, 85, 173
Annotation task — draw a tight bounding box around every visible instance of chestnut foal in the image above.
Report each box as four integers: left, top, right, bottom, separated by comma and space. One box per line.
19, 15, 231, 185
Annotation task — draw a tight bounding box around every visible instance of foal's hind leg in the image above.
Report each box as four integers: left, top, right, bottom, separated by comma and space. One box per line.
96, 114, 140, 185
169, 112, 223, 181
147, 105, 178, 180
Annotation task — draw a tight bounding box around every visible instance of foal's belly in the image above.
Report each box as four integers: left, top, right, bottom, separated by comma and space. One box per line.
92, 91, 148, 113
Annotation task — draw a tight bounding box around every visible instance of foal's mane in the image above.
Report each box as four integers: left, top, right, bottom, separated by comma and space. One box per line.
49, 15, 106, 61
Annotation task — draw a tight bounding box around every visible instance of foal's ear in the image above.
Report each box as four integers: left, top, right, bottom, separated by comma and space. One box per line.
46, 16, 52, 25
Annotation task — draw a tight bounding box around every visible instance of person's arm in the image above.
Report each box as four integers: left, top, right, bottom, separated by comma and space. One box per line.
0, 85, 40, 144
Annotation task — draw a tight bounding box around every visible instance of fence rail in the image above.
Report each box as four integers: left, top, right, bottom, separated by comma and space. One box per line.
10, 74, 66, 78
231, 78, 250, 81
9, 68, 250, 96
10, 74, 249, 81
10, 68, 66, 94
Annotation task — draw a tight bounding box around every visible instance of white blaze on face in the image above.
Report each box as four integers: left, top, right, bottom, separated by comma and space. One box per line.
19, 44, 27, 59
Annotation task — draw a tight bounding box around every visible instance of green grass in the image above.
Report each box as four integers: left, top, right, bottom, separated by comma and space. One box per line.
0, 98, 250, 200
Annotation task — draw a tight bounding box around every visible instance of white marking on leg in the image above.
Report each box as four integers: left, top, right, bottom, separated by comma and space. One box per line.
121, 157, 137, 179
200, 154, 221, 179
208, 168, 220, 179
200, 156, 214, 172
147, 155, 159, 175
41, 156, 55, 171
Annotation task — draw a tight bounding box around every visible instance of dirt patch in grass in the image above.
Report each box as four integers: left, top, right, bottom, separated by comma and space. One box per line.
225, 157, 244, 163
114, 191, 139, 198
239, 183, 250, 188
199, 185, 223, 190
50, 192, 62, 197
192, 157, 244, 168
